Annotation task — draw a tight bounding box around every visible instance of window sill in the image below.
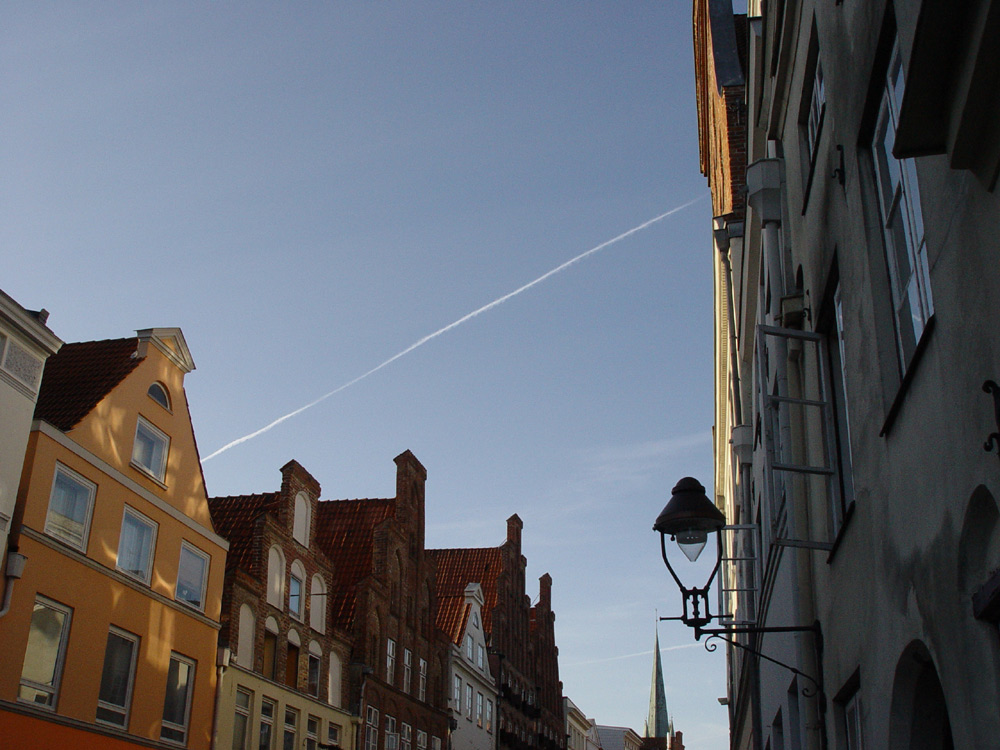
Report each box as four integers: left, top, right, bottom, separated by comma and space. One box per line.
130, 461, 168, 490
880, 315, 936, 437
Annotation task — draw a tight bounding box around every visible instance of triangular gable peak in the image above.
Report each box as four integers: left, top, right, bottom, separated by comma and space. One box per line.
136, 327, 195, 374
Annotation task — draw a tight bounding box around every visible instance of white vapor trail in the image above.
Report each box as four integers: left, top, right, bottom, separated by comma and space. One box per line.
562, 642, 702, 668
202, 195, 706, 462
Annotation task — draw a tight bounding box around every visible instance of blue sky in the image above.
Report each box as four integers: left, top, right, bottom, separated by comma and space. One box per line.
3, 3, 726, 746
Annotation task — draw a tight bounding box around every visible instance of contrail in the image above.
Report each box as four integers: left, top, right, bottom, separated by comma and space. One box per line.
202, 195, 705, 462
562, 642, 701, 668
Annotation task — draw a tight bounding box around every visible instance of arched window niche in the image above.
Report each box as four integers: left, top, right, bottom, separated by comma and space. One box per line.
293, 492, 311, 546
267, 545, 285, 608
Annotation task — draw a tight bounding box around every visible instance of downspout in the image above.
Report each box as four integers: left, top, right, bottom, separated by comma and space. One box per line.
0, 548, 27, 618
211, 646, 231, 750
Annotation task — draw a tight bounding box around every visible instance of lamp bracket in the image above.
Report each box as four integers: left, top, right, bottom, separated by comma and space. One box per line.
702, 628, 823, 700
773, 537, 834, 551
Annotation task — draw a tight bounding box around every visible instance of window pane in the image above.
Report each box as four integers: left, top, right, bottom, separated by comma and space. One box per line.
161, 655, 194, 742
19, 599, 71, 707
134, 418, 168, 480
289, 575, 302, 616
176, 545, 207, 609
118, 510, 155, 581
46, 468, 94, 548
97, 630, 137, 725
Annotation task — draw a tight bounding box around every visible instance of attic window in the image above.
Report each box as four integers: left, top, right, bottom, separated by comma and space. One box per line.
147, 383, 170, 410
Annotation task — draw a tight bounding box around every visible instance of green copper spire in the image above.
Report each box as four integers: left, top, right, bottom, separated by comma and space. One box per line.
644, 627, 671, 739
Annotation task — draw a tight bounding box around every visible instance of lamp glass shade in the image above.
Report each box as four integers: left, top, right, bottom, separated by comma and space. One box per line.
675, 528, 708, 562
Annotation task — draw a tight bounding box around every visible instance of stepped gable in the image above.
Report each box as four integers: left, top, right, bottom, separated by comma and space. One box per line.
34, 337, 142, 430
314, 496, 395, 630
207, 492, 280, 573
428, 546, 503, 638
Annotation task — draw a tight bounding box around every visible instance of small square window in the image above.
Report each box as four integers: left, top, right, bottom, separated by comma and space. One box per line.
117, 507, 157, 583
175, 542, 209, 610
133, 416, 169, 482
45, 464, 96, 551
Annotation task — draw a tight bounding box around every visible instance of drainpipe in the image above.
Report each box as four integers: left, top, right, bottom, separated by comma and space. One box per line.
211, 646, 231, 749
0, 548, 27, 618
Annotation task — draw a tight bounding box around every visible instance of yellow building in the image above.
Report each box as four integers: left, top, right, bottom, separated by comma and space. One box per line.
0, 328, 228, 750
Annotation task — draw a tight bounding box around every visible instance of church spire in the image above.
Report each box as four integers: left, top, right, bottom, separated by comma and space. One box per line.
645, 625, 671, 739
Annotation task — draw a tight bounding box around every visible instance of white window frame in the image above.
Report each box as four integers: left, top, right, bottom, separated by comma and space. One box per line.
175, 541, 210, 611
844, 691, 865, 750
260, 697, 276, 750
465, 635, 473, 661
403, 648, 412, 693
465, 685, 473, 719
365, 707, 380, 750
284, 706, 299, 750
453, 675, 462, 709
417, 730, 427, 750
44, 463, 96, 551
418, 657, 427, 702
289, 569, 304, 620
96, 626, 139, 727
401, 723, 412, 750
307, 714, 321, 750
132, 415, 170, 483
806, 58, 826, 161
386, 715, 399, 750
476, 692, 484, 727
160, 652, 196, 745
327, 722, 342, 747
234, 687, 253, 750
872, 41, 933, 373
116, 505, 158, 584
308, 647, 322, 698
18, 596, 73, 709
476, 644, 484, 670
386, 638, 396, 684
486, 699, 494, 733
148, 382, 171, 411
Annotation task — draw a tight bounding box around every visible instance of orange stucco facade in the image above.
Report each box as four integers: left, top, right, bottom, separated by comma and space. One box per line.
0, 329, 228, 749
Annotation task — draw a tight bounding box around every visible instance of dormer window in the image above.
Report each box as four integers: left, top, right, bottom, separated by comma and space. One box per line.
132, 416, 169, 482
147, 382, 170, 410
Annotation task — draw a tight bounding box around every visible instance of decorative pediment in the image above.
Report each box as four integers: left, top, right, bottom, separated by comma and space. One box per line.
136, 328, 195, 373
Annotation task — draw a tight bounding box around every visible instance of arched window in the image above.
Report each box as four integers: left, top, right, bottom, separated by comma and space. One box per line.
147, 382, 170, 410
267, 546, 285, 607
263, 616, 280, 680
237, 604, 255, 668
310, 574, 327, 633
308, 640, 323, 698
293, 492, 311, 546
328, 651, 343, 707
289, 560, 306, 620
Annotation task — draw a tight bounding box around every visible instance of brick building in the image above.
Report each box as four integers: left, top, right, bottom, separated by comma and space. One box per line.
429, 515, 564, 750
208, 460, 355, 750
315, 451, 450, 750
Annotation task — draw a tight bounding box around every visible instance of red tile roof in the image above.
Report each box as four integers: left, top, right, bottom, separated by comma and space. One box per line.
208, 493, 280, 573
428, 547, 503, 638
34, 338, 142, 430
314, 497, 395, 630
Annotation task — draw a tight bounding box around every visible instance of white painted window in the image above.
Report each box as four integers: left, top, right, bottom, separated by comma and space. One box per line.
806, 59, 826, 161
267, 546, 285, 607
417, 730, 427, 750
175, 542, 209, 610
308, 641, 322, 698
328, 723, 342, 748
260, 697, 276, 750
117, 506, 157, 583
432, 737, 441, 750
97, 627, 139, 727
486, 700, 494, 732
45, 463, 96, 551
365, 707, 380, 750
310, 574, 327, 633
18, 596, 72, 708
284, 707, 299, 750
476, 644, 484, 670
872, 41, 933, 372
401, 723, 411, 750
403, 648, 412, 693
465, 685, 473, 719
328, 651, 343, 707
293, 492, 311, 546
289, 561, 306, 620
386, 638, 396, 683
133, 416, 169, 482
237, 604, 255, 668
476, 692, 484, 727
386, 715, 399, 750
844, 691, 864, 750
418, 658, 427, 702
307, 715, 320, 750
453, 675, 462, 709
233, 687, 253, 750
160, 653, 195, 744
